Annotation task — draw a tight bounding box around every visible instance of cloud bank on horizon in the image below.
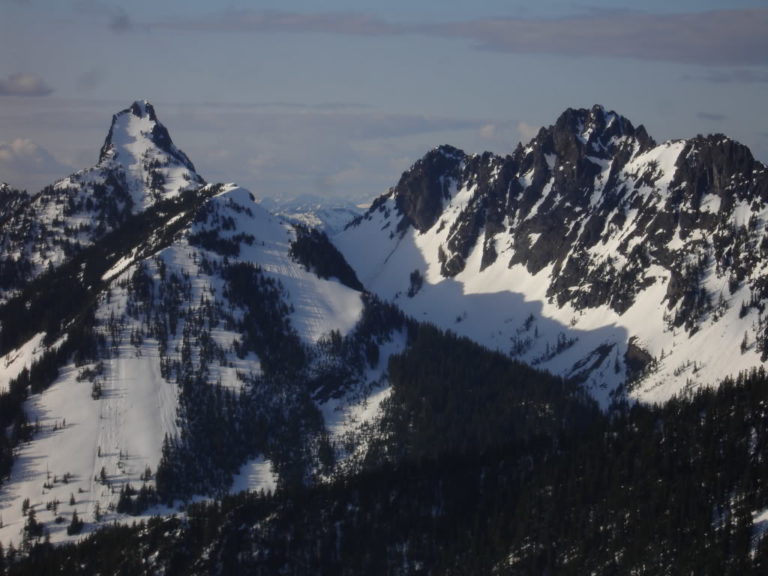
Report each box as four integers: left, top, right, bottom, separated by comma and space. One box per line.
0, 1, 766, 201
156, 8, 768, 67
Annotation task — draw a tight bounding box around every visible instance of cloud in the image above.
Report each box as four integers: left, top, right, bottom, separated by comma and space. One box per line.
684, 68, 768, 84
156, 10, 409, 36
696, 112, 726, 122
516, 121, 540, 143
189, 102, 485, 139
162, 104, 484, 201
0, 138, 71, 192
109, 9, 133, 32
436, 10, 768, 66
479, 124, 497, 140
73, 1, 136, 33
0, 139, 39, 164
76, 68, 106, 92
151, 8, 768, 67
0, 74, 53, 97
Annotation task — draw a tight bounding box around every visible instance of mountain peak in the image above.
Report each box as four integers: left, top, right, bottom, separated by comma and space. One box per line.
91, 101, 204, 207
128, 99, 157, 121
554, 104, 620, 135
98, 100, 196, 173
0, 102, 206, 292
548, 104, 655, 157
431, 144, 465, 160
392, 144, 466, 233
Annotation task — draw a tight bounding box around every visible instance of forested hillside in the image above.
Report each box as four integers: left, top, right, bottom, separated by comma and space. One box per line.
6, 368, 768, 575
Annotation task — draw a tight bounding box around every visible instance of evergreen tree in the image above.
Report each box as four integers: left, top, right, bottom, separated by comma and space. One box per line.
66, 509, 83, 536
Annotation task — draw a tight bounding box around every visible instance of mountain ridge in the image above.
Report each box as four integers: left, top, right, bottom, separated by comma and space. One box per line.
336, 104, 768, 404
1, 100, 767, 554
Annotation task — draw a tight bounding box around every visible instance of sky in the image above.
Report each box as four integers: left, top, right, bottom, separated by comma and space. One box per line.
0, 0, 767, 203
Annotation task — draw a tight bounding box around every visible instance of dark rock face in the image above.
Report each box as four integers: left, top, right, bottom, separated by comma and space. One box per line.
393, 145, 465, 233
624, 337, 654, 381
435, 106, 660, 283
671, 135, 766, 210
355, 105, 768, 332
415, 107, 662, 281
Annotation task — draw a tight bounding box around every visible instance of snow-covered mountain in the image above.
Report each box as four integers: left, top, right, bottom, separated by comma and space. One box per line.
0, 100, 205, 299
0, 178, 403, 545
0, 102, 407, 546
94, 100, 205, 209
335, 105, 768, 405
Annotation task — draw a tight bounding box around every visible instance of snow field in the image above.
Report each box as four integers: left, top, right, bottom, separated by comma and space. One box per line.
0, 333, 47, 394
0, 340, 177, 546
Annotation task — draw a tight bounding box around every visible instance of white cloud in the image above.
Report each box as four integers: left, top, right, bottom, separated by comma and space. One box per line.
480, 123, 497, 140
0, 74, 53, 97
0, 139, 48, 166
516, 121, 539, 143
0, 138, 71, 192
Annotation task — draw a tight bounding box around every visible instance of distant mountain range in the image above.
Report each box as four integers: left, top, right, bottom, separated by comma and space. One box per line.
256, 194, 363, 235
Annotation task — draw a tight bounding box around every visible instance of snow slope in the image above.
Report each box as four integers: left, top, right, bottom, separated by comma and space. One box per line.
0, 332, 47, 393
